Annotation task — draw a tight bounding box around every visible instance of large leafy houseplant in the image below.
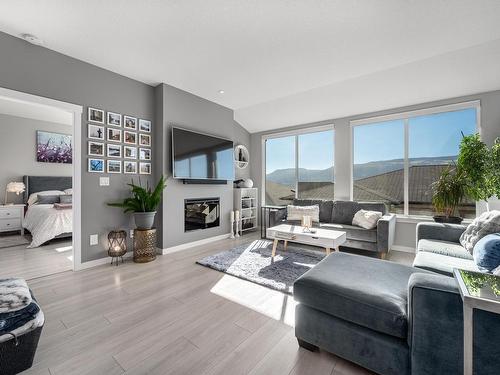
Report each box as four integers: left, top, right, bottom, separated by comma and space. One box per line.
108, 176, 166, 229
457, 134, 500, 210
431, 165, 466, 223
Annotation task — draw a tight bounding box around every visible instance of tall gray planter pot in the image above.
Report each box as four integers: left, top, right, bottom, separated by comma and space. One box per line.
134, 211, 157, 230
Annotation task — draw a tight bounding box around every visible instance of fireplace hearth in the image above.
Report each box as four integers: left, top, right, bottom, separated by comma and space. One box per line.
185, 198, 220, 232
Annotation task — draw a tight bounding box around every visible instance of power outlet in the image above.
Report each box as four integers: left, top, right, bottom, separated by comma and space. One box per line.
89, 234, 98, 246
99, 177, 110, 186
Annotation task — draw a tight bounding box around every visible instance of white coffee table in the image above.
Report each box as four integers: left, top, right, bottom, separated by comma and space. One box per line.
266, 223, 346, 257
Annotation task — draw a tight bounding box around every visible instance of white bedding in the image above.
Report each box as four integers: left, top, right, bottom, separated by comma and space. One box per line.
23, 204, 72, 248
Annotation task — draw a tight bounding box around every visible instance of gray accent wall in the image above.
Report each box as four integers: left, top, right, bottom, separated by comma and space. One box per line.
250, 89, 500, 250
155, 83, 250, 249
0, 31, 154, 262
0, 114, 72, 204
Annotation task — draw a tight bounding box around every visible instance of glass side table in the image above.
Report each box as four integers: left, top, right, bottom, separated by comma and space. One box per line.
453, 269, 500, 375
260, 205, 286, 239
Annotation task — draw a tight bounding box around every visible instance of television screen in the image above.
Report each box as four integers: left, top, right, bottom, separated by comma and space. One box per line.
172, 127, 234, 180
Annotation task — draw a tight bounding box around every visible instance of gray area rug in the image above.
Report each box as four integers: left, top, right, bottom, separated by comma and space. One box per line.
197, 239, 325, 294
0, 235, 30, 249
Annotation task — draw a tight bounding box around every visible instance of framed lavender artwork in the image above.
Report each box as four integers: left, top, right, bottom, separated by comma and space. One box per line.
36, 131, 72, 164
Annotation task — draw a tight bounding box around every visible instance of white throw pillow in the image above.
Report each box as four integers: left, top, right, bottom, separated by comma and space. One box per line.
460, 210, 500, 254
352, 209, 383, 230
287, 205, 320, 223
64, 188, 73, 195
27, 190, 64, 206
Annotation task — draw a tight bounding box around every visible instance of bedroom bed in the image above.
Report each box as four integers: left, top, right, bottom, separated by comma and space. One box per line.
22, 176, 73, 248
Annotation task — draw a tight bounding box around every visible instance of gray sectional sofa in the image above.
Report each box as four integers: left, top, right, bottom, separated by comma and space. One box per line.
270, 199, 396, 257
413, 222, 479, 275
294, 221, 500, 375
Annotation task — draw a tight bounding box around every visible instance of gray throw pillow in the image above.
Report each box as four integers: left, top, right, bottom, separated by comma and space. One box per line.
37, 194, 60, 204
460, 210, 500, 254
59, 195, 72, 204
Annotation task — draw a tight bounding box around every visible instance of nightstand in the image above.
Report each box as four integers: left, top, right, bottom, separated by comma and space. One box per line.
0, 204, 25, 235
453, 268, 500, 375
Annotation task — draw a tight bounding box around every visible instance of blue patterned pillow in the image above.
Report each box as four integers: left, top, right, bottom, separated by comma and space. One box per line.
473, 233, 500, 272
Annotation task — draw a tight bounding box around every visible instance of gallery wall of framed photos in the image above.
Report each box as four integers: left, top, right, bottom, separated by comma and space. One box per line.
87, 107, 152, 175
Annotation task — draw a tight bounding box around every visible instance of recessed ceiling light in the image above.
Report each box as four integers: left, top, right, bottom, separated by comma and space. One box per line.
21, 33, 44, 46
218, 90, 225, 94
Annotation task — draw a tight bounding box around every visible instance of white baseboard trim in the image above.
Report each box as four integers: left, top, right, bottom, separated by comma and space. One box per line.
391, 245, 415, 253
77, 252, 133, 270
162, 233, 232, 255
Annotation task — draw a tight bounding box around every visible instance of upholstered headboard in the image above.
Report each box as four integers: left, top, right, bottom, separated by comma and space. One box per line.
23, 176, 72, 203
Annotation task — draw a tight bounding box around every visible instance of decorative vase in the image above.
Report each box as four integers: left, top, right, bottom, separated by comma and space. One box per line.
134, 211, 157, 229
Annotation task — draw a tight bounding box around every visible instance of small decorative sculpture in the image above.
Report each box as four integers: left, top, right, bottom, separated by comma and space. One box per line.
230, 211, 235, 239
235, 210, 240, 237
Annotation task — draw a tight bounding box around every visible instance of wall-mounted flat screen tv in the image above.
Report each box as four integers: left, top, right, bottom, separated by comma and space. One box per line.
172, 127, 234, 180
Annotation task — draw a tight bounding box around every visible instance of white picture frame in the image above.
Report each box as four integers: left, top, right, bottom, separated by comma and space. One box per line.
107, 144, 122, 158
88, 124, 105, 140
124, 131, 137, 145
107, 111, 122, 127
107, 160, 122, 174
124, 115, 137, 130
139, 133, 151, 146
88, 107, 104, 124
124, 161, 137, 174
139, 162, 152, 175
139, 148, 151, 161
139, 119, 151, 133
88, 141, 104, 156
107, 128, 122, 143
124, 146, 137, 159
88, 158, 104, 173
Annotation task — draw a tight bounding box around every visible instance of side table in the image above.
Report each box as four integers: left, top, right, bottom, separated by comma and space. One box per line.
453, 268, 500, 375
133, 228, 157, 263
260, 205, 286, 239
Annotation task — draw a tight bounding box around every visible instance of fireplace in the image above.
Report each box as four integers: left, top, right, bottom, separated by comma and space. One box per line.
184, 198, 220, 232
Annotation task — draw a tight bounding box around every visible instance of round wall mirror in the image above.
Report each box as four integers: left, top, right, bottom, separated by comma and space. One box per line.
234, 144, 249, 169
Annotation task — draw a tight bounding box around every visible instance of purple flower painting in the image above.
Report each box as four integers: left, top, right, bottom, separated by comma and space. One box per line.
36, 131, 72, 164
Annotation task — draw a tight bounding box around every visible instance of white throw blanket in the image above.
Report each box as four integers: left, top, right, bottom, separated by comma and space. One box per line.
0, 278, 32, 313
23, 204, 72, 248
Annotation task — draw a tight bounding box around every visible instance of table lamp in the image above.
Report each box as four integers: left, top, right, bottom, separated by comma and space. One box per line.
4, 182, 25, 205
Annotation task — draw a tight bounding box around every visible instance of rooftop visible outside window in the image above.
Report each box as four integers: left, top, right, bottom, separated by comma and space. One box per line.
352, 104, 478, 217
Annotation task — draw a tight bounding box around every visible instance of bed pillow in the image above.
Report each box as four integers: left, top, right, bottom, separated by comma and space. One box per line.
287, 205, 320, 223
59, 195, 72, 204
460, 210, 500, 254
352, 209, 383, 229
37, 195, 60, 204
27, 190, 64, 205
64, 188, 73, 195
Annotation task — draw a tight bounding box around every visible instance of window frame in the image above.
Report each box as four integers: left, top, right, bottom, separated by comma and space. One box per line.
350, 100, 481, 218
261, 124, 335, 206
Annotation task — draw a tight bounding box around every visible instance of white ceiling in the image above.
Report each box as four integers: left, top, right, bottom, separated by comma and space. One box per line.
1, 1, 500, 132
0, 97, 72, 125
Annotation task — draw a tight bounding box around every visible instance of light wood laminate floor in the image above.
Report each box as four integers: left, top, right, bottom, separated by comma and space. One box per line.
0, 237, 72, 280
22, 233, 414, 375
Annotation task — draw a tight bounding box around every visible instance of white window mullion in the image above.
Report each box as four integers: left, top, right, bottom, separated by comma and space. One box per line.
403, 119, 409, 216
295, 135, 299, 199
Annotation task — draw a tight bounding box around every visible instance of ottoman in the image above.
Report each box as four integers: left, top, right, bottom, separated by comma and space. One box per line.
293, 252, 431, 375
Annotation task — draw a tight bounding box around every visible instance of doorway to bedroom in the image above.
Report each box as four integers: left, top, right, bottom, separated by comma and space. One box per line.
0, 88, 82, 279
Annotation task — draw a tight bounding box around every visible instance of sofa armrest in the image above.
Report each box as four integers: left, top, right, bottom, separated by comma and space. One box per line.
408, 273, 463, 375
268, 207, 287, 227
376, 213, 396, 252
416, 222, 467, 246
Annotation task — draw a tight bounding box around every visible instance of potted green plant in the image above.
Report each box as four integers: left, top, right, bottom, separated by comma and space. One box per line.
108, 176, 166, 229
431, 166, 466, 224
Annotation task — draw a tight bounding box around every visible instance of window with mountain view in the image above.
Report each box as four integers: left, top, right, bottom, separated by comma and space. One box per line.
353, 120, 405, 214
408, 108, 476, 217
265, 128, 334, 206
352, 105, 477, 217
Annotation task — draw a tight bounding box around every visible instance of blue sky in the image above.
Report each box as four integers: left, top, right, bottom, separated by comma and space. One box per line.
266, 108, 477, 173
266, 130, 334, 173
